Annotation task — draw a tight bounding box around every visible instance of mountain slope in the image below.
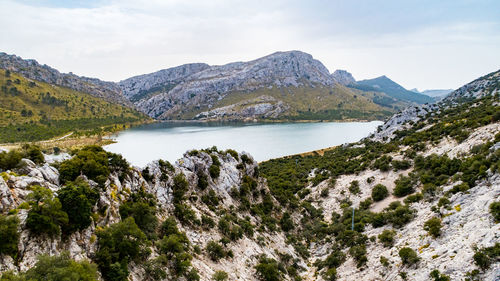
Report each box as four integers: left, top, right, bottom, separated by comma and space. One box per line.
0, 52, 132, 107
0, 69, 148, 143
121, 51, 407, 121
0, 69, 498, 281
355, 75, 434, 104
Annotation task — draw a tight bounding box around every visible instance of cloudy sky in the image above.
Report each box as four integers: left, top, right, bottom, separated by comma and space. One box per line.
1, 0, 499, 90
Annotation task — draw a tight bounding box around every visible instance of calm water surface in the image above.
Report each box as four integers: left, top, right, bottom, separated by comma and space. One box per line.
104, 121, 383, 167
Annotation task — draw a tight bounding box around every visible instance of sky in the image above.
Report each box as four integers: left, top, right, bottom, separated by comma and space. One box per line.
1, 0, 499, 90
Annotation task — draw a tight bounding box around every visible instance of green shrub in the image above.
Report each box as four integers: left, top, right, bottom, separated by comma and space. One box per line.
279, 212, 294, 232
172, 173, 189, 203
95, 217, 149, 281
371, 184, 389, 201
0, 150, 23, 171
26, 186, 68, 237
209, 164, 220, 179
0, 214, 20, 257
490, 201, 500, 222
398, 247, 419, 266
59, 146, 111, 186
255, 256, 281, 281
349, 244, 367, 268
348, 180, 360, 194
404, 193, 423, 204
392, 159, 411, 171
323, 268, 337, 281
424, 217, 442, 238
119, 190, 158, 239
159, 233, 189, 255
378, 229, 396, 247
213, 270, 229, 281
4, 252, 98, 281
430, 269, 451, 281
197, 172, 208, 190
58, 179, 98, 234
380, 256, 390, 267
174, 203, 197, 224
22, 144, 44, 164
206, 241, 227, 262
393, 175, 416, 197
473, 243, 499, 270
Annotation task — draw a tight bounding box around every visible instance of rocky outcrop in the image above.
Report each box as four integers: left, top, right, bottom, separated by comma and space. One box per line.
128, 51, 337, 119
445, 69, 500, 101
331, 70, 355, 85
0, 53, 132, 107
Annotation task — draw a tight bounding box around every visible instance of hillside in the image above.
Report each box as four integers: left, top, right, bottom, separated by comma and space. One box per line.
120, 51, 415, 121
0, 69, 148, 143
0, 69, 498, 281
0, 53, 131, 107
355, 76, 434, 104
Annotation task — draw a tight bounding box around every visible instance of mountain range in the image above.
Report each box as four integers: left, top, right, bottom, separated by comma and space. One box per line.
0, 51, 441, 126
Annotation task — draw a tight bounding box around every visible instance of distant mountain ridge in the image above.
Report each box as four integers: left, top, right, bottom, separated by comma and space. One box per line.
411, 88, 453, 98
0, 52, 132, 107
355, 75, 434, 104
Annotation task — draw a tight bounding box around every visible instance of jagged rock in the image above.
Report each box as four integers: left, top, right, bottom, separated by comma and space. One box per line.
0, 177, 15, 213
332, 69, 355, 85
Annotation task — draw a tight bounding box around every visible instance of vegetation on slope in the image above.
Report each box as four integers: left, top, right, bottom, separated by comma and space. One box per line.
0, 69, 148, 143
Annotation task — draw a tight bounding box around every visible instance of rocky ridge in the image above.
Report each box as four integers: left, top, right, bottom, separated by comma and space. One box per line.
0, 52, 132, 107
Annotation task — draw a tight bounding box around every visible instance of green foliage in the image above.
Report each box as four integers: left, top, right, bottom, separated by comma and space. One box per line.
172, 173, 189, 203
59, 146, 128, 187
398, 247, 419, 266
371, 184, 388, 201
0, 214, 20, 257
378, 229, 396, 247
255, 256, 282, 281
403, 193, 423, 204
490, 201, 500, 223
174, 203, 197, 225
26, 186, 68, 237
473, 243, 499, 270
279, 212, 294, 232
58, 179, 98, 234
430, 269, 451, 281
348, 180, 360, 194
206, 241, 228, 262
95, 217, 149, 281
209, 164, 220, 179
0, 150, 22, 171
21, 144, 44, 164
213, 270, 229, 281
349, 244, 367, 267
0, 70, 147, 143
393, 174, 416, 197
372, 155, 392, 171
119, 190, 158, 239
1, 252, 98, 281
380, 256, 390, 267
197, 171, 209, 190
423, 217, 442, 238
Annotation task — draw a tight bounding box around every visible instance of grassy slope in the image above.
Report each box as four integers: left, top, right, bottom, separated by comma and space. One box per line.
0, 69, 149, 143
176, 83, 404, 121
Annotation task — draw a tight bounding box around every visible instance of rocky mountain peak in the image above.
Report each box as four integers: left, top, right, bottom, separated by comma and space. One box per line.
332, 69, 355, 85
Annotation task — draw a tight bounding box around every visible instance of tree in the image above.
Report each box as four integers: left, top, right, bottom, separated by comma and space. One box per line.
399, 247, 419, 266
206, 241, 226, 262
119, 190, 158, 239
371, 184, 389, 201
26, 186, 68, 237
490, 201, 500, 222
0, 150, 23, 171
172, 173, 189, 203
95, 217, 149, 281
255, 256, 281, 281
424, 217, 442, 238
58, 179, 98, 234
0, 214, 20, 257
25, 252, 98, 281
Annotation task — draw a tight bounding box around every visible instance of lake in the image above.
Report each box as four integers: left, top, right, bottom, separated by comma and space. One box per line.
104, 121, 383, 167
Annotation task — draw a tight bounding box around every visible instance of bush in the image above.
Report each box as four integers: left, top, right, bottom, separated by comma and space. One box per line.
393, 175, 416, 197
95, 217, 149, 281
174, 203, 197, 224
279, 212, 294, 232
206, 241, 227, 262
430, 269, 451, 281
59, 146, 111, 186
423, 217, 442, 238
26, 186, 68, 237
58, 179, 98, 234
209, 164, 220, 179
490, 201, 500, 222
371, 184, 389, 201
197, 172, 208, 190
255, 256, 281, 281
213, 270, 229, 281
0, 150, 23, 171
473, 243, 499, 270
119, 190, 158, 240
348, 180, 360, 194
378, 229, 396, 247
2, 252, 98, 281
398, 247, 419, 266
172, 173, 189, 203
22, 144, 45, 164
0, 214, 20, 257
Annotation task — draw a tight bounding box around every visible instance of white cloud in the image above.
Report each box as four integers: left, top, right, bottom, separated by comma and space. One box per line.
0, 0, 499, 89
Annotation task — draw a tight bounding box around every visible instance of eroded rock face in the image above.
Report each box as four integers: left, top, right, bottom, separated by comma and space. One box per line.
128, 51, 336, 119
331, 70, 355, 86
